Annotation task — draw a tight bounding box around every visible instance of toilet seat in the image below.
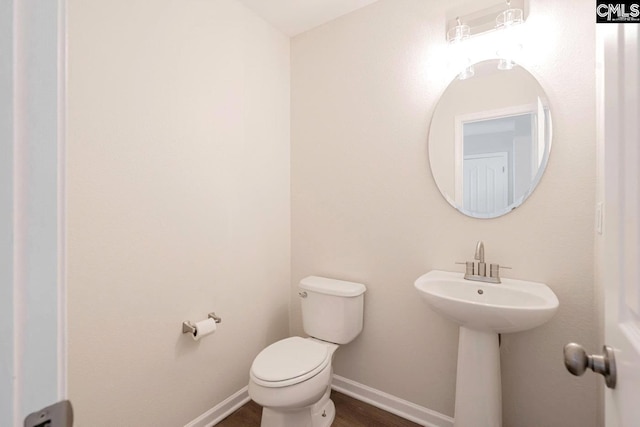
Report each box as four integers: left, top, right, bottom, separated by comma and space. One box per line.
250, 337, 330, 388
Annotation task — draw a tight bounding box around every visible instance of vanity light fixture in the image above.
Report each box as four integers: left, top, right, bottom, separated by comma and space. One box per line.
447, 17, 474, 80
444, 0, 527, 76
495, 0, 524, 70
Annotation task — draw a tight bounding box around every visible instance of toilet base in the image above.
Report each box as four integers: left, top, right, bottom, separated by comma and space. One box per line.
260, 386, 335, 427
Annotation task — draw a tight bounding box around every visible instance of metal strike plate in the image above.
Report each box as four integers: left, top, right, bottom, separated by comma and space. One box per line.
24, 400, 73, 427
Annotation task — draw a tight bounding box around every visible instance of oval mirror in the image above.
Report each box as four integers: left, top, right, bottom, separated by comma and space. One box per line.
428, 59, 552, 218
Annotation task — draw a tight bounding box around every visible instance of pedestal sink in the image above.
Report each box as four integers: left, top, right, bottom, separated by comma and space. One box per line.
414, 270, 559, 427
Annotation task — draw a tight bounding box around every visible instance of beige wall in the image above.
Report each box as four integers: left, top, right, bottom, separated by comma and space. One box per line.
291, 0, 598, 426
67, 1, 290, 425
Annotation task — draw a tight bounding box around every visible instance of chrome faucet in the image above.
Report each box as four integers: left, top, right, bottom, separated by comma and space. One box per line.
474, 241, 485, 276
457, 241, 509, 284
474, 241, 484, 263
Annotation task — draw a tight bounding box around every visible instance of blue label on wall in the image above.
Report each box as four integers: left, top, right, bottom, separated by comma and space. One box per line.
597, 1, 640, 22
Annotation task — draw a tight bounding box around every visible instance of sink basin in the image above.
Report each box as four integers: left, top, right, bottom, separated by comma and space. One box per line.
414, 270, 559, 333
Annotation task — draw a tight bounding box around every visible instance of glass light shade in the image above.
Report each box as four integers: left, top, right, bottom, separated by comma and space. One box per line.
497, 58, 515, 70
496, 42, 522, 70
447, 23, 471, 43
447, 23, 470, 43
496, 8, 523, 29
458, 65, 475, 80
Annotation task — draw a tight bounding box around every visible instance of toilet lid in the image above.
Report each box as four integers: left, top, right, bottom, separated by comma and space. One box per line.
251, 337, 329, 387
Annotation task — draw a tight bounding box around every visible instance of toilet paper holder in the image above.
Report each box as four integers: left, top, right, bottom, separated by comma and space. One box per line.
182, 312, 222, 335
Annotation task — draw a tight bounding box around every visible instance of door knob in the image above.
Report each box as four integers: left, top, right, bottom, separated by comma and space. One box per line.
563, 343, 617, 389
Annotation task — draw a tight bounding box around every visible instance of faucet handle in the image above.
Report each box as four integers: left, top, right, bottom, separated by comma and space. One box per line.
489, 263, 511, 280
456, 261, 474, 276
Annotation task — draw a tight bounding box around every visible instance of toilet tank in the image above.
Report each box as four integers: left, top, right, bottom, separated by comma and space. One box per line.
299, 276, 366, 344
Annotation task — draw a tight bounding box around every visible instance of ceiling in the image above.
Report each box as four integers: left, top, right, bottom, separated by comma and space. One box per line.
237, 0, 381, 37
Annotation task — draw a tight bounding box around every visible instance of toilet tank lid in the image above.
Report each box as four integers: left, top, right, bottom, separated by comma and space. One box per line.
299, 276, 366, 297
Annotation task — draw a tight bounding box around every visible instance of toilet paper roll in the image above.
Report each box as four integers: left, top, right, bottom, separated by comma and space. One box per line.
192, 318, 217, 341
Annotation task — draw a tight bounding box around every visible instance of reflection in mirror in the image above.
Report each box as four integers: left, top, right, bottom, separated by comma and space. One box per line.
429, 59, 552, 218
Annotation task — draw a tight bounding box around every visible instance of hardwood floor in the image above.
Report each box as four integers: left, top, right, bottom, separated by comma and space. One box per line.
216, 390, 421, 427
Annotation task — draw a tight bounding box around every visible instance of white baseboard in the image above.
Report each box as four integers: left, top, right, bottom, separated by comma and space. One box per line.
331, 375, 454, 427
186, 377, 453, 427
184, 386, 250, 427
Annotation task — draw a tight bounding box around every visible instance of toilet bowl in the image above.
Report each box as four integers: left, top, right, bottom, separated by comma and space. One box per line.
249, 337, 338, 427
248, 276, 366, 427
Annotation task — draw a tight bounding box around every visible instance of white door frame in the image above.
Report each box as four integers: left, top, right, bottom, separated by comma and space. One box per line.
454, 103, 537, 208
1, 0, 67, 425
0, 0, 16, 423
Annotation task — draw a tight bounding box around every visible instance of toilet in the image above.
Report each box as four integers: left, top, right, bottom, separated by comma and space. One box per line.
248, 276, 366, 427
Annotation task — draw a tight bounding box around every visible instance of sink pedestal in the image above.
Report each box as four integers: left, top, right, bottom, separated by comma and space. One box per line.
414, 270, 560, 427
454, 327, 501, 427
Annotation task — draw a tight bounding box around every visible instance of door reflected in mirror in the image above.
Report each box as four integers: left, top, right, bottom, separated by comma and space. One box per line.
429, 60, 552, 219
